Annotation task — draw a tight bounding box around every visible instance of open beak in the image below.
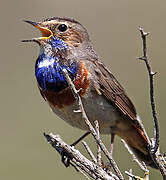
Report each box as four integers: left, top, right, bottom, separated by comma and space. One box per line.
22, 20, 53, 42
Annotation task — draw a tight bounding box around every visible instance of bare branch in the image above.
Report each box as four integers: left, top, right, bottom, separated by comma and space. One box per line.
44, 132, 117, 180
121, 139, 150, 180
62, 69, 124, 180
138, 27, 166, 179
77, 167, 91, 180
128, 169, 133, 180
82, 141, 97, 164
125, 171, 141, 180
95, 120, 102, 168
121, 139, 147, 171
95, 120, 102, 180
138, 26, 159, 153
125, 170, 150, 180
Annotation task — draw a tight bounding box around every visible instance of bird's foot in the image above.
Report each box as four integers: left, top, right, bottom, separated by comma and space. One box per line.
61, 149, 73, 167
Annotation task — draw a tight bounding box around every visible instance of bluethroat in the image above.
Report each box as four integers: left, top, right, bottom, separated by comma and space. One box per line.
23, 17, 157, 168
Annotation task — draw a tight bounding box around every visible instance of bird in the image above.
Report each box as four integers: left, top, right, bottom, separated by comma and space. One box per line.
23, 17, 157, 168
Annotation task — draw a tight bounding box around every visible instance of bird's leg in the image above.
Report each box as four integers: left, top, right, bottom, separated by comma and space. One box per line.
110, 133, 115, 156
61, 131, 90, 167
71, 131, 90, 146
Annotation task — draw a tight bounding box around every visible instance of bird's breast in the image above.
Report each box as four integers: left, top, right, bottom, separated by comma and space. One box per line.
40, 61, 90, 108
35, 54, 78, 92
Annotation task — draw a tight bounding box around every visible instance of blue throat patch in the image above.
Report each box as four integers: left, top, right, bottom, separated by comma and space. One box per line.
50, 36, 68, 51
35, 36, 78, 92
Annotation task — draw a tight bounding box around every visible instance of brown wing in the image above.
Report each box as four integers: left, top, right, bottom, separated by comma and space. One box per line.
93, 60, 137, 120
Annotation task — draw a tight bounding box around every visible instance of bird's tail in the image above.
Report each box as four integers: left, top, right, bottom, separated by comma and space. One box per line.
129, 143, 158, 169
120, 122, 158, 169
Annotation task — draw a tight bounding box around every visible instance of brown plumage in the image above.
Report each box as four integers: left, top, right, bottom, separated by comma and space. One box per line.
24, 17, 157, 169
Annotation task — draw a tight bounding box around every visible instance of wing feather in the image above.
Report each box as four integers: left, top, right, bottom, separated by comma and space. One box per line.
93, 61, 136, 120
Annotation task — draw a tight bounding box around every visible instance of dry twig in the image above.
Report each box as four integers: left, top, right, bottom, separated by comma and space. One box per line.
121, 139, 149, 180
62, 69, 124, 180
44, 133, 116, 180
138, 27, 166, 179
138, 27, 159, 153
121, 139, 147, 171
95, 120, 102, 180
82, 141, 97, 164
95, 120, 102, 168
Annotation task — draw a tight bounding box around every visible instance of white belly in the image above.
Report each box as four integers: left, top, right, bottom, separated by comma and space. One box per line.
50, 92, 123, 134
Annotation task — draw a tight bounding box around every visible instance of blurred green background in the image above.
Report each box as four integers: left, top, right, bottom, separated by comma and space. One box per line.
1, 0, 165, 179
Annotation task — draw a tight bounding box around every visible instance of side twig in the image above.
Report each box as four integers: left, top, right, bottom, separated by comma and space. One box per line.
95, 120, 102, 180
121, 139, 147, 171
138, 27, 159, 153
138, 27, 166, 179
82, 141, 97, 164
95, 120, 102, 168
121, 139, 150, 180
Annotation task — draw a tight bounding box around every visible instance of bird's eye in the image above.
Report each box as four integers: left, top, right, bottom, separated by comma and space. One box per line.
57, 24, 68, 32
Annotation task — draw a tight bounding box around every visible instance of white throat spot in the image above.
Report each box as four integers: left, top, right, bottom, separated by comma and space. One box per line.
38, 58, 55, 68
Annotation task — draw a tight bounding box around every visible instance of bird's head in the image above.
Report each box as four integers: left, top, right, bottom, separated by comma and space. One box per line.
23, 17, 90, 50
